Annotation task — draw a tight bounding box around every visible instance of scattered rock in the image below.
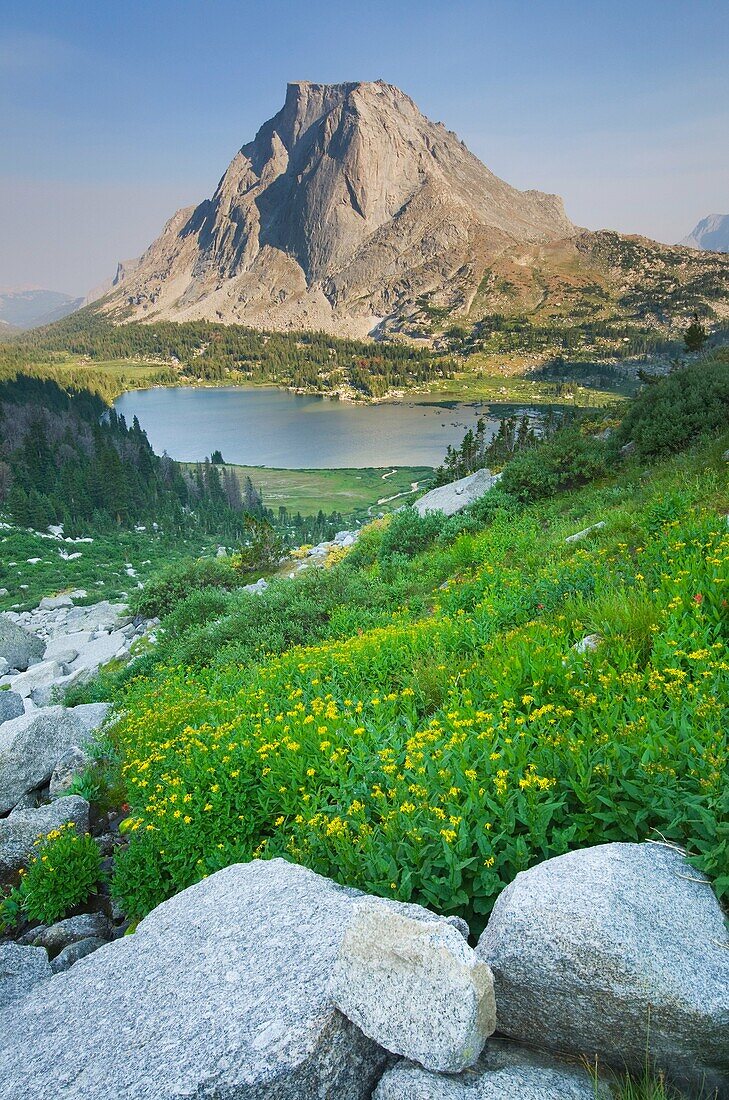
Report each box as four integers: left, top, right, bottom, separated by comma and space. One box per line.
620, 440, 636, 456
572, 633, 602, 655
415, 469, 502, 518
564, 521, 605, 544
9, 659, 64, 700
0, 859, 392, 1099
0, 796, 90, 877
0, 691, 24, 724
0, 617, 44, 672
51, 936, 107, 974
34, 911, 111, 952
49, 745, 92, 798
242, 577, 269, 596
39, 595, 73, 611
374, 1039, 612, 1099
476, 842, 729, 1096
332, 899, 495, 1072
0, 706, 92, 813
0, 944, 52, 1010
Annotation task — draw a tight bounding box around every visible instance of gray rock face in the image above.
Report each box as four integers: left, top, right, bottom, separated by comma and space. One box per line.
0, 859, 393, 1100
477, 843, 729, 1097
0, 796, 90, 877
0, 944, 52, 1010
49, 745, 91, 798
68, 702, 110, 735
0, 691, 24, 724
332, 900, 495, 1072
415, 470, 502, 518
374, 1039, 612, 1099
0, 706, 91, 812
0, 616, 44, 671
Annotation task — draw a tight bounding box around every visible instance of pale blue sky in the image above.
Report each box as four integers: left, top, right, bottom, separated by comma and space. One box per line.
2, 0, 727, 294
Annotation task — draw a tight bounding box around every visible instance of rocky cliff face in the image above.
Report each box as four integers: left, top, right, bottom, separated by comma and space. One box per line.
102, 81, 575, 336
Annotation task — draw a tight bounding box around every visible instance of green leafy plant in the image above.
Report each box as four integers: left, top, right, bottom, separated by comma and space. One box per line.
0, 825, 103, 929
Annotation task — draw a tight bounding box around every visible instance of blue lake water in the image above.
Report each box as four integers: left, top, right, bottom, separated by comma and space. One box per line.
114, 386, 511, 468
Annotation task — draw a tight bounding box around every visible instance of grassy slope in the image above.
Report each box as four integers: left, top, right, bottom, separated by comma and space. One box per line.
214, 464, 435, 517
0, 526, 224, 612
101, 427, 728, 928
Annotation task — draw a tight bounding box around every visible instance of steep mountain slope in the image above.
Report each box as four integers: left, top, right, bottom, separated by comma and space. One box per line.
680, 214, 729, 252
102, 81, 575, 336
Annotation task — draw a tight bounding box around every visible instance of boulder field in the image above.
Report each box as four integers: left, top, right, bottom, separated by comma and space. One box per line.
0, 844, 726, 1099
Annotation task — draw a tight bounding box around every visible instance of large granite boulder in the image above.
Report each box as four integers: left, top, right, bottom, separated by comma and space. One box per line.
0, 707, 92, 813
9, 659, 64, 700
477, 843, 729, 1097
0, 795, 89, 877
0, 617, 44, 671
0, 859, 398, 1099
332, 899, 494, 1072
414, 469, 501, 518
0, 944, 52, 1010
374, 1039, 612, 1099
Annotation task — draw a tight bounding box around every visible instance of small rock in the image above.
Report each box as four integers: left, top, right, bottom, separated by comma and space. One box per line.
620, 440, 636, 456
0, 944, 52, 1009
572, 633, 602, 655
39, 595, 73, 611
36, 912, 111, 952
332, 899, 495, 1072
564, 521, 605, 544
0, 691, 24, 724
51, 936, 107, 973
415, 469, 502, 518
49, 745, 91, 798
0, 616, 44, 672
9, 659, 63, 700
374, 1039, 612, 1099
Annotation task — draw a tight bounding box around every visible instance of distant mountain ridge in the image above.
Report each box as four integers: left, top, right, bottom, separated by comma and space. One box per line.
0, 287, 82, 330
680, 214, 729, 253
100, 80, 576, 336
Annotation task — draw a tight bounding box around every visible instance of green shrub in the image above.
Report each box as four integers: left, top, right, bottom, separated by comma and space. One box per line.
378, 508, 446, 561
500, 425, 608, 502
0, 825, 102, 929
130, 556, 241, 618
616, 353, 729, 459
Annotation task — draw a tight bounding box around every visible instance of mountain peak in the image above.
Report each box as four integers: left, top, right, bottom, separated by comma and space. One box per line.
103, 81, 575, 336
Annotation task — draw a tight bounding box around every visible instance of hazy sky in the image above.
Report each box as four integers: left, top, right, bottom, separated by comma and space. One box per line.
2, 0, 728, 295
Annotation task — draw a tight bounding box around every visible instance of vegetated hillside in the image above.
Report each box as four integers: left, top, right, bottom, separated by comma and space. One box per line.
60, 352, 728, 930
421, 231, 729, 360
99, 80, 573, 336
0, 309, 453, 400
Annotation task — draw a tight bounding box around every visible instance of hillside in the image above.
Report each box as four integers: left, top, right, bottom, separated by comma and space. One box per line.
0, 288, 82, 331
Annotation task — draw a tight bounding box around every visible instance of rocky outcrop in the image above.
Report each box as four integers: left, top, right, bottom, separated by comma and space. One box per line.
0, 795, 89, 875
0, 707, 100, 814
332, 900, 495, 1072
100, 81, 574, 337
374, 1039, 612, 1099
414, 469, 501, 517
476, 842, 729, 1097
